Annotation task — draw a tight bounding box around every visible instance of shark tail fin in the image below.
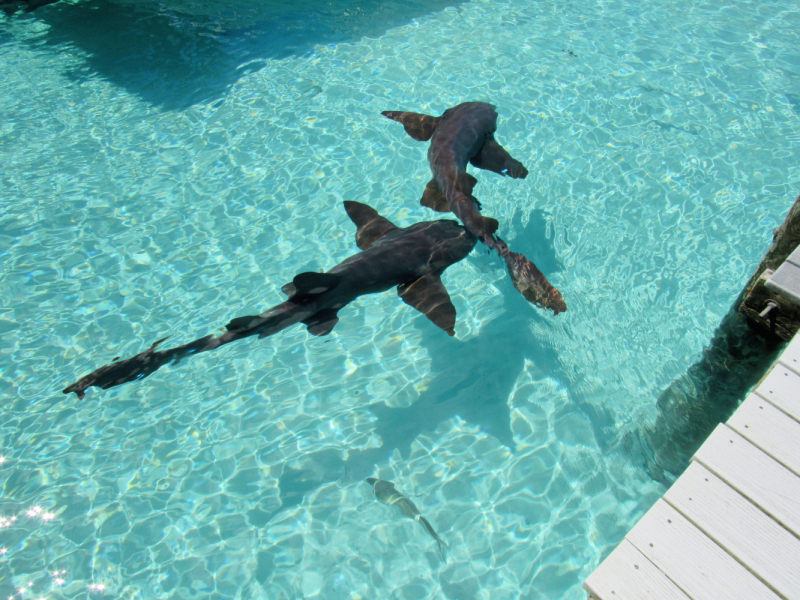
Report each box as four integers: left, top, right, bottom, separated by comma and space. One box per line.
381, 110, 440, 141
503, 250, 567, 315
343, 201, 399, 250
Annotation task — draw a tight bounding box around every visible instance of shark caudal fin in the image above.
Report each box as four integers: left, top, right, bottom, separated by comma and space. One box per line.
343, 201, 399, 250
398, 273, 457, 336
381, 110, 440, 142
502, 249, 567, 315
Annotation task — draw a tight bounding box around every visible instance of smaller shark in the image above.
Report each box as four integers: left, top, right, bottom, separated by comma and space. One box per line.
366, 477, 448, 561
382, 102, 566, 315
63, 201, 477, 399
382, 102, 526, 246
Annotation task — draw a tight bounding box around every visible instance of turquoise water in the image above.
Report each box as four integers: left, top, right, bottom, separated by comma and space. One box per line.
1, 0, 799, 597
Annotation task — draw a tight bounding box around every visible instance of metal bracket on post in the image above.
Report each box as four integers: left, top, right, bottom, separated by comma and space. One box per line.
740, 269, 800, 340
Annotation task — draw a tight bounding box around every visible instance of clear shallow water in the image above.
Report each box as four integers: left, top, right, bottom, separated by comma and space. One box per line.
1, 0, 799, 598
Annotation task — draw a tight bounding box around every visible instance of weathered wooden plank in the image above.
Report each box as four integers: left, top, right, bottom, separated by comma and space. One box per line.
754, 364, 800, 422
693, 424, 800, 538
626, 500, 779, 600
583, 539, 691, 600
777, 334, 800, 375
766, 261, 800, 305
664, 462, 800, 600
728, 394, 800, 477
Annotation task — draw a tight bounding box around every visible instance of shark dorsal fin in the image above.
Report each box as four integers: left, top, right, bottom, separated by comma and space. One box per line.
343, 201, 399, 250
454, 169, 478, 195
397, 273, 457, 336
226, 314, 258, 331
283, 272, 341, 303
420, 179, 451, 213
381, 111, 440, 141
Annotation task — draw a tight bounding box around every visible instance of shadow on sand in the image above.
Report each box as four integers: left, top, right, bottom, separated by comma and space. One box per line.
270, 210, 615, 516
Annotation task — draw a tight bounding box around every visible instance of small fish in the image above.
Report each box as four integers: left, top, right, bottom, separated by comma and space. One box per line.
366, 477, 448, 561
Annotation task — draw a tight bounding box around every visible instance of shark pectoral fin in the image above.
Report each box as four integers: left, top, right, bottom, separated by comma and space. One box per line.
302, 308, 340, 336
454, 169, 478, 196
381, 110, 440, 141
420, 179, 451, 213
470, 137, 529, 179
286, 272, 341, 302
398, 274, 457, 336
343, 201, 399, 250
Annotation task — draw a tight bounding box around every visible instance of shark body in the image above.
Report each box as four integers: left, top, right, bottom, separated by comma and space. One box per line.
382, 102, 566, 315
382, 101, 525, 245
63, 201, 477, 399
366, 477, 448, 560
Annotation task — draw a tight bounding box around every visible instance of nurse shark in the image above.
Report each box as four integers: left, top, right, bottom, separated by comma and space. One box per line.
63, 201, 477, 399
382, 101, 566, 315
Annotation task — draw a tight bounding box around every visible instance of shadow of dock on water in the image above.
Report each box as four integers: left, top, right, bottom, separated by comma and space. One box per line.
12, 0, 467, 110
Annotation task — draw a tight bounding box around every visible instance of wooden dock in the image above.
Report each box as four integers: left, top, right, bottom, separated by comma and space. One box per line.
766, 245, 800, 307
584, 334, 800, 600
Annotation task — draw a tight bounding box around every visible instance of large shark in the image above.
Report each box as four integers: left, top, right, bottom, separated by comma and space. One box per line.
366, 477, 448, 561
382, 101, 566, 315
63, 201, 477, 399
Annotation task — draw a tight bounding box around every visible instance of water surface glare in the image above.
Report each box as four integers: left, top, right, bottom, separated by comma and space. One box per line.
1, 0, 799, 598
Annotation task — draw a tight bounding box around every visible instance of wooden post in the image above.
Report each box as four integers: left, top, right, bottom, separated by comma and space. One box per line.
643, 194, 800, 481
